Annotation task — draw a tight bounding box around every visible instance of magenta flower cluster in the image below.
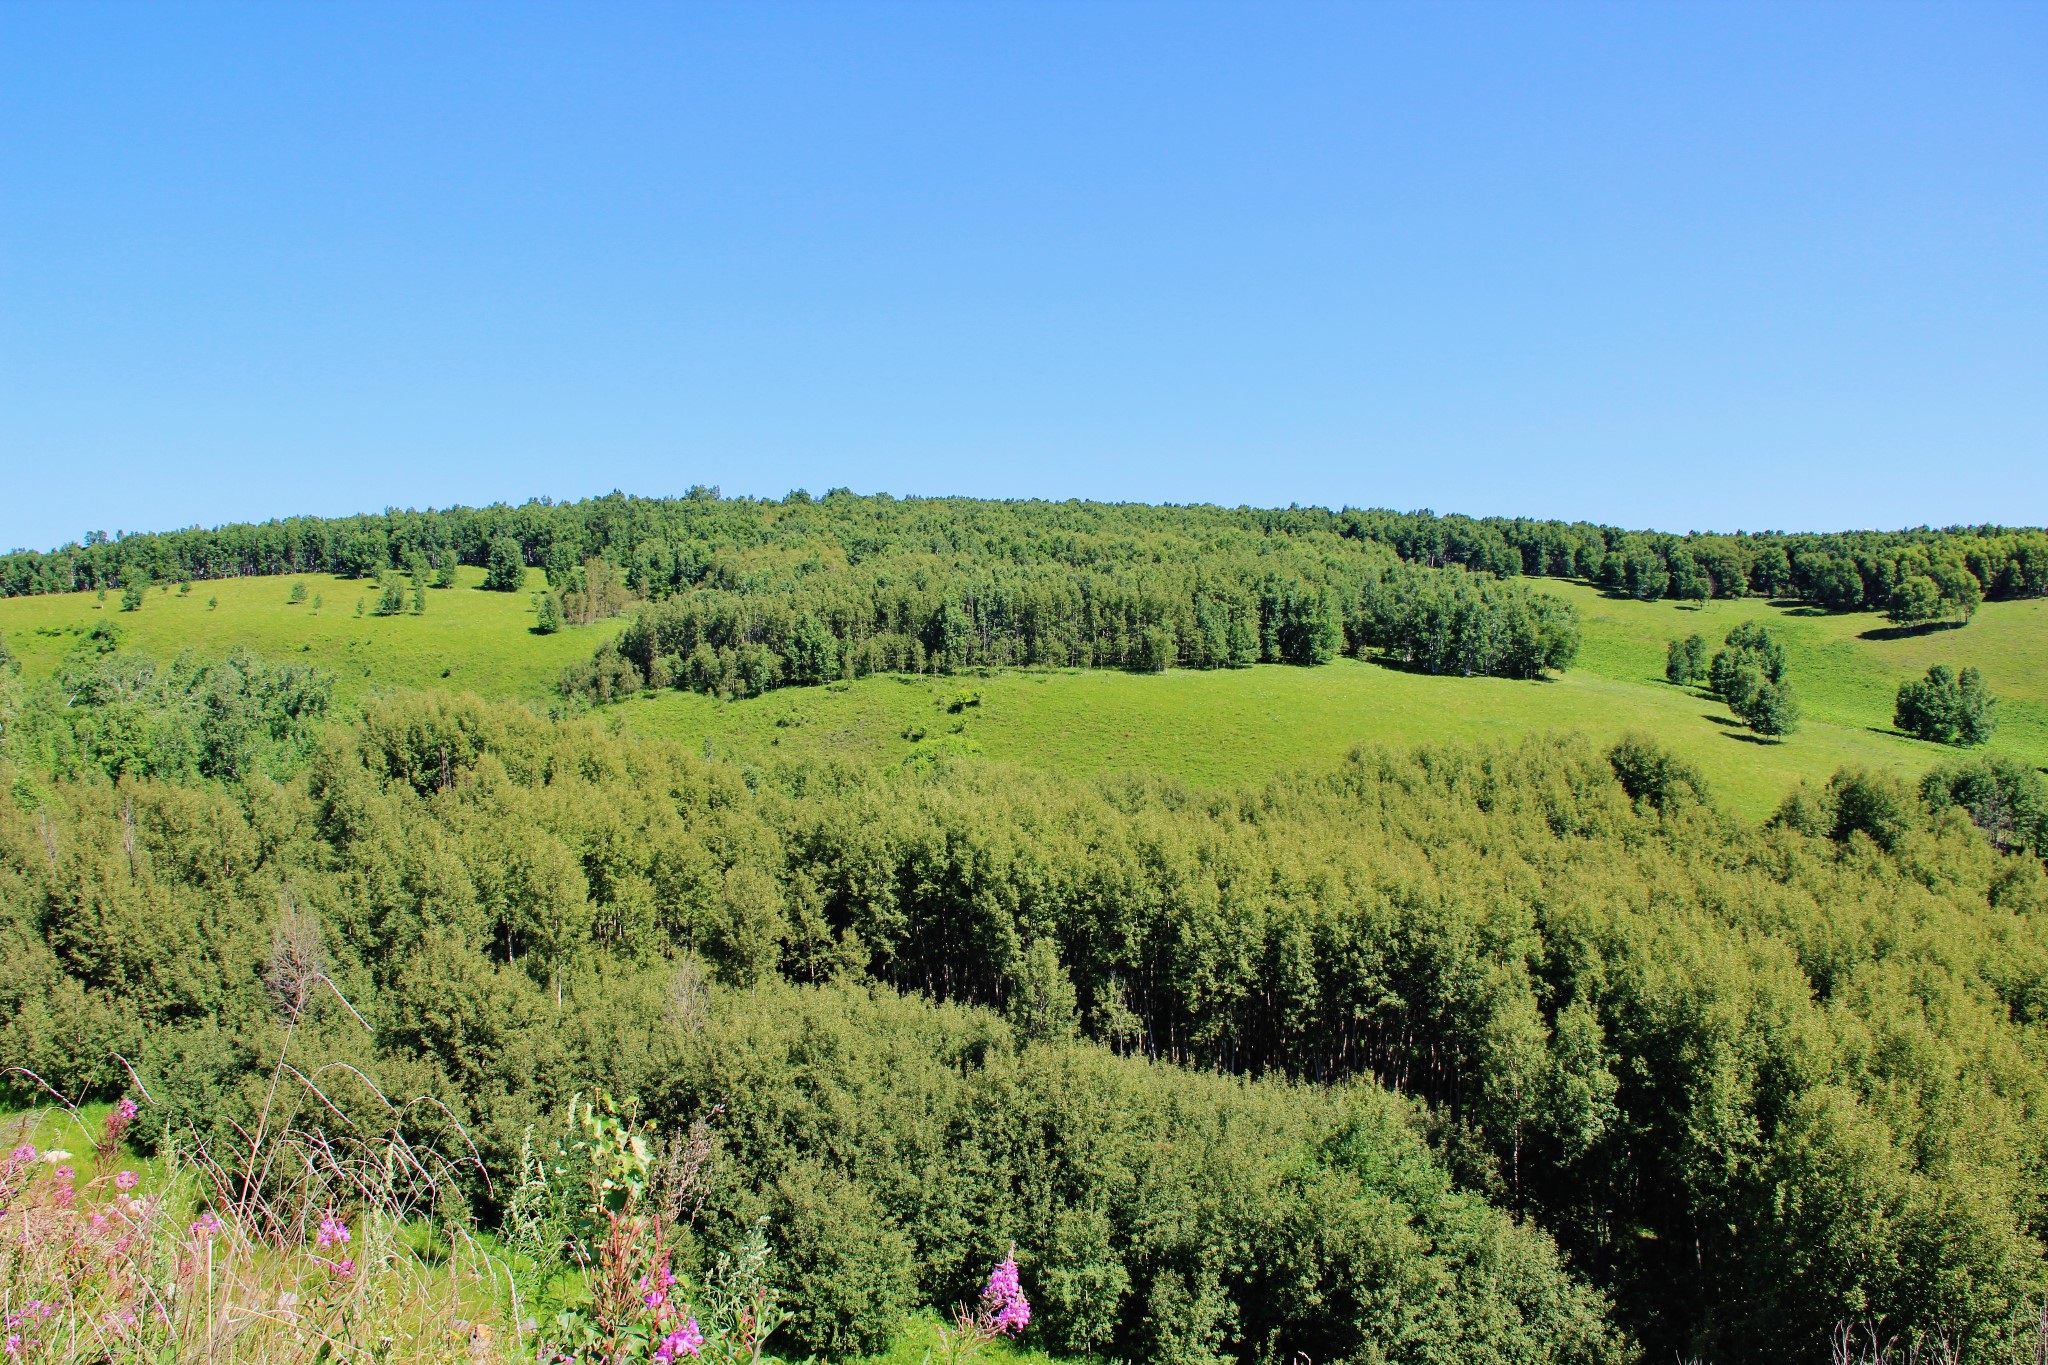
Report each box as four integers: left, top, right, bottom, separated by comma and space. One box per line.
653, 1316, 705, 1364
982, 1254, 1030, 1335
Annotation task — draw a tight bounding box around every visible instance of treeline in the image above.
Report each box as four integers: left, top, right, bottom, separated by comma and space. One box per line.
7, 666, 2048, 1361
6, 491, 2045, 618
1338, 508, 2047, 613
563, 551, 1581, 702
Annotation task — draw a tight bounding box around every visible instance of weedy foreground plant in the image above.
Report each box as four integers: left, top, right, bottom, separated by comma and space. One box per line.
0, 969, 813, 1365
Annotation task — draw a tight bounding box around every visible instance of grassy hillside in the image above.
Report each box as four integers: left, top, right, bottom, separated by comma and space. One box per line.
5, 569, 2041, 820
0, 565, 613, 704
617, 584, 2048, 819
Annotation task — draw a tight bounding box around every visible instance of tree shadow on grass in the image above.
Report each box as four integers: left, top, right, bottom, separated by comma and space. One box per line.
1702, 713, 1783, 744
1858, 621, 1967, 643
1364, 655, 1562, 683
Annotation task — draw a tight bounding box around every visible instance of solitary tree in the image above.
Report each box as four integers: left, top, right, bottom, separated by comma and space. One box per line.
1711, 621, 1799, 736
533, 590, 564, 635
484, 536, 527, 592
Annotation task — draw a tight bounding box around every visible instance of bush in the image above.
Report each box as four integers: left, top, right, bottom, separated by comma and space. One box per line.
534, 590, 564, 635
768, 1161, 915, 1356
1608, 733, 1710, 812
1825, 767, 1919, 852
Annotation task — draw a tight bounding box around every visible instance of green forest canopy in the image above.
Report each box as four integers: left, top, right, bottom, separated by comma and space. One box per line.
4, 491, 2048, 1365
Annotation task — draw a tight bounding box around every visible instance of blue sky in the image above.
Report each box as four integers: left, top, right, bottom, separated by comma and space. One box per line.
2, 1, 2043, 549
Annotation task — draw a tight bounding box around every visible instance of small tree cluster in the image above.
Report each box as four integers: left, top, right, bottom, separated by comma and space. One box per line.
1664, 634, 1708, 685
1886, 564, 1982, 627
1894, 664, 1996, 745
1921, 755, 2047, 856
371, 572, 409, 617
1710, 621, 1799, 736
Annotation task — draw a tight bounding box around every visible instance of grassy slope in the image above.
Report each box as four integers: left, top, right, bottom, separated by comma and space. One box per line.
0, 566, 613, 705
617, 583, 2048, 820
5, 571, 2042, 820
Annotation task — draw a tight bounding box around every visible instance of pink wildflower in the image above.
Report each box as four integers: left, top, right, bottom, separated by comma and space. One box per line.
983, 1254, 1030, 1335
315, 1212, 351, 1249
54, 1166, 74, 1183
5, 1145, 31, 1164
114, 1169, 139, 1190
654, 1318, 704, 1363
189, 1211, 223, 1240
114, 1097, 138, 1122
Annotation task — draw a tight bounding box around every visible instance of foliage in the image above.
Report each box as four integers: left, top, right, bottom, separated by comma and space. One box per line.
1710, 621, 1801, 736
1664, 633, 1707, 685
373, 572, 409, 617
535, 591, 565, 635
1894, 664, 1996, 746
484, 536, 527, 593
10, 681, 2048, 1360
1920, 754, 2048, 856
0, 637, 331, 783
5, 495, 2042, 627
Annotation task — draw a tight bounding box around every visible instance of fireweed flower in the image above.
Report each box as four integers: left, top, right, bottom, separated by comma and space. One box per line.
189, 1211, 223, 1240
653, 1317, 704, 1363
114, 1170, 138, 1190
114, 1097, 138, 1122
983, 1254, 1030, 1334
5, 1145, 31, 1164
315, 1212, 351, 1249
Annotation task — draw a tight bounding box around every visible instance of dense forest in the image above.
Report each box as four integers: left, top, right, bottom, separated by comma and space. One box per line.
6, 605, 2048, 1362
5, 490, 2046, 615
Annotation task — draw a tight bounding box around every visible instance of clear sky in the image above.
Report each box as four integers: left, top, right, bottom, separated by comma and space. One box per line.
2, 1, 2043, 550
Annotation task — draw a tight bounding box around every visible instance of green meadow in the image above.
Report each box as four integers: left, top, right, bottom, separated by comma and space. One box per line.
4, 570, 2041, 820
616, 583, 2048, 820
0, 565, 609, 705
